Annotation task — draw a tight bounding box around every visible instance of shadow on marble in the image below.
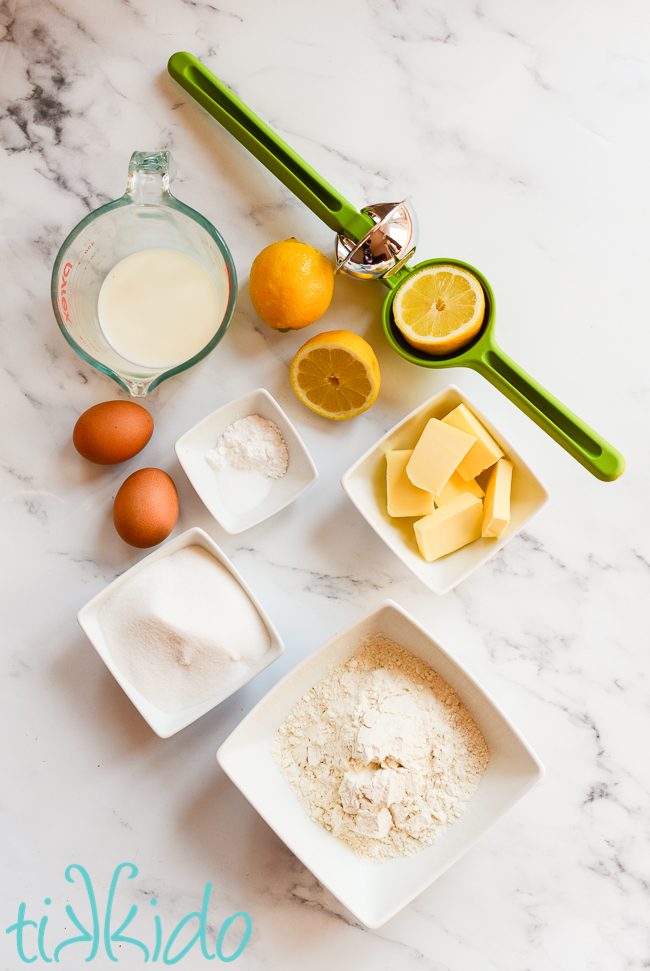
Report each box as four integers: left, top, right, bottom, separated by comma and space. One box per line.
54, 628, 267, 755
51, 631, 159, 750
177, 765, 361, 930
56, 438, 121, 488
218, 304, 299, 369
93, 498, 145, 572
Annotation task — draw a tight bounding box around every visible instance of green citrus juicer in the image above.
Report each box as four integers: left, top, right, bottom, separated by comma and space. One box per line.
168, 52, 624, 480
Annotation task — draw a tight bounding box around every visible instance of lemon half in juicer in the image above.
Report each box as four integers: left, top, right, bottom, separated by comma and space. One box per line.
168, 51, 624, 481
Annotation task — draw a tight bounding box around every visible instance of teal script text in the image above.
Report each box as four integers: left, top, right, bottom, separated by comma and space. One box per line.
5, 863, 252, 964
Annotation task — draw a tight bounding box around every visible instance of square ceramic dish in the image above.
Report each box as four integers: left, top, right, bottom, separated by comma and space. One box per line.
341, 384, 549, 594
77, 527, 284, 738
217, 600, 544, 929
175, 388, 318, 534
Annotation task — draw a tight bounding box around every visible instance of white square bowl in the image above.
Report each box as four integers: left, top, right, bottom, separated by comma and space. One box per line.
77, 527, 284, 738
175, 388, 318, 534
217, 600, 544, 929
341, 384, 549, 594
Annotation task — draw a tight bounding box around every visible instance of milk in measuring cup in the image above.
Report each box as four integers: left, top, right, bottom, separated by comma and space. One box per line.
98, 249, 221, 369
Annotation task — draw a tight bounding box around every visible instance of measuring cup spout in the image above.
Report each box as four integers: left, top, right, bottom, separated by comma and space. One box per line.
472, 342, 625, 481
122, 378, 155, 397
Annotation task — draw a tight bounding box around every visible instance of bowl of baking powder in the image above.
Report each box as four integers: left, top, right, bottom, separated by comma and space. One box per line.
175, 388, 318, 533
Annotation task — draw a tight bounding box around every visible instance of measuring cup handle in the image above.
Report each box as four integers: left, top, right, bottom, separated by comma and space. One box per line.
472, 344, 625, 480
126, 150, 175, 204
168, 52, 374, 241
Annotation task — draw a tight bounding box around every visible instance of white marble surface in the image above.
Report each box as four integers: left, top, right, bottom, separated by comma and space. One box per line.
1, 0, 649, 967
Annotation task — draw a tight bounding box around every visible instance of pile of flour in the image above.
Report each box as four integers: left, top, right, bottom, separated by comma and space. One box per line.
271, 635, 489, 863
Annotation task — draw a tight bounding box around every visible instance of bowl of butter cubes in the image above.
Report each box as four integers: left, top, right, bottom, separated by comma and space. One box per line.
341, 384, 549, 594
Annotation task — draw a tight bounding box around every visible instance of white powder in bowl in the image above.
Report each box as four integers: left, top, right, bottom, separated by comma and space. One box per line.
271, 635, 489, 863
206, 414, 289, 478
205, 414, 289, 516
98, 545, 271, 713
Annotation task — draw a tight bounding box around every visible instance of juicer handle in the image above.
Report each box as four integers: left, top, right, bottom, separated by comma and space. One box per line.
168, 52, 375, 241
472, 344, 625, 480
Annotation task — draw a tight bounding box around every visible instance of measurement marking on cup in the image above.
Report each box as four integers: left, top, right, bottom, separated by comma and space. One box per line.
59, 262, 73, 324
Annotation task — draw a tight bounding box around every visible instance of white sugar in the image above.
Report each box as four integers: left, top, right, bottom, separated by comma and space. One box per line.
98, 545, 271, 713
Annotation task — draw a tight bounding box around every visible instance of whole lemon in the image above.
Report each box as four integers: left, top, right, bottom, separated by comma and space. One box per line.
249, 238, 334, 331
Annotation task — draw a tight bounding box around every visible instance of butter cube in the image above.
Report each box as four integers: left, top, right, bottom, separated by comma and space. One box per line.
386, 450, 434, 518
406, 418, 476, 496
441, 403, 504, 480
413, 493, 483, 561
434, 470, 484, 508
482, 458, 513, 537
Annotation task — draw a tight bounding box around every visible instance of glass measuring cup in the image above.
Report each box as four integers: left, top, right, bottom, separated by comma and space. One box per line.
168, 53, 624, 479
51, 150, 237, 397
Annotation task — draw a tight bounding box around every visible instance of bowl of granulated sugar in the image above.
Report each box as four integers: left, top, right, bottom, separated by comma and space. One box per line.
77, 527, 284, 737
175, 388, 318, 534
217, 600, 544, 928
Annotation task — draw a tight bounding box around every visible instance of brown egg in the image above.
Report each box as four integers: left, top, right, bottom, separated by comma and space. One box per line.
113, 468, 179, 548
73, 400, 154, 465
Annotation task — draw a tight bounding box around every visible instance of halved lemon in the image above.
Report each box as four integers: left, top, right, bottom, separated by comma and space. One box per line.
290, 330, 380, 420
393, 265, 485, 355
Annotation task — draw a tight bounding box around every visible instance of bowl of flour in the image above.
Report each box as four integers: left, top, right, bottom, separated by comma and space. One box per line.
175, 388, 318, 533
217, 601, 544, 928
